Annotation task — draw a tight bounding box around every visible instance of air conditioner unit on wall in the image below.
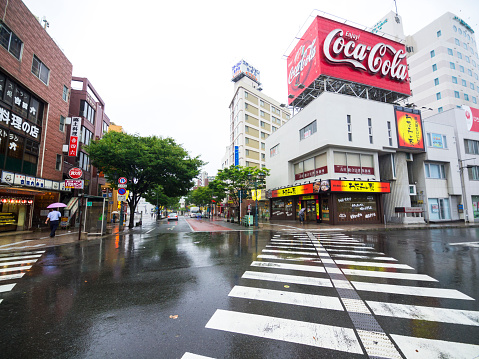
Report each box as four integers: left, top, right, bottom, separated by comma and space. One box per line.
405, 153, 413, 162
409, 184, 417, 195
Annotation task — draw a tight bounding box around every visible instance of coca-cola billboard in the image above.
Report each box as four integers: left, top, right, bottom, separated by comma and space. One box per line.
287, 16, 410, 104
463, 106, 479, 132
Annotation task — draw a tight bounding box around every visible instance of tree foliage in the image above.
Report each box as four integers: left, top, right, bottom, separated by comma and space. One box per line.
188, 186, 213, 207
86, 131, 203, 227
211, 165, 269, 220
143, 185, 180, 212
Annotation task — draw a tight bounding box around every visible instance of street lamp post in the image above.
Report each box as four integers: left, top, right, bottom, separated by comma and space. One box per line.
248, 173, 265, 228
459, 158, 476, 223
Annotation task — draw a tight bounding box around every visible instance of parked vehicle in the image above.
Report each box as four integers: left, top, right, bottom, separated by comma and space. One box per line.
189, 207, 200, 218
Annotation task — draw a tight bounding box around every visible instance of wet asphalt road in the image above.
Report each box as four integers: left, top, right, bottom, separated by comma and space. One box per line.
0, 218, 478, 358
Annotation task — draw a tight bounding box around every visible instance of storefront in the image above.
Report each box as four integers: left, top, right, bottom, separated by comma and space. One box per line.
267, 179, 390, 225
0, 187, 36, 232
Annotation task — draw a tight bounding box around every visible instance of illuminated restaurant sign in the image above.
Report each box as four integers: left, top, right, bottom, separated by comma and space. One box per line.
269, 184, 313, 198
287, 16, 410, 104
330, 180, 390, 193
394, 108, 424, 151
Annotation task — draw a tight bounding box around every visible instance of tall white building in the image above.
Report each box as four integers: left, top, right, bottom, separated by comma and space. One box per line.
223, 60, 290, 169
405, 13, 479, 115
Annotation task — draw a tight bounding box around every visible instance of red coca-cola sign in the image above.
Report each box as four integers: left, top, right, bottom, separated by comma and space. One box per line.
68, 167, 83, 179
287, 16, 410, 104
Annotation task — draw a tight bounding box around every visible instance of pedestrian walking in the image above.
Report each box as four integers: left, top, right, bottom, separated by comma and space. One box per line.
299, 207, 306, 224
45, 208, 61, 237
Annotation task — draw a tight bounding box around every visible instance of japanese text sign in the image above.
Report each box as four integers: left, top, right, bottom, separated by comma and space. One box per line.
395, 109, 424, 151
330, 180, 390, 193
68, 117, 81, 157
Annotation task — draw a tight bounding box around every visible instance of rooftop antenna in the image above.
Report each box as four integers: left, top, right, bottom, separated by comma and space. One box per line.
394, 0, 400, 23
42, 16, 49, 29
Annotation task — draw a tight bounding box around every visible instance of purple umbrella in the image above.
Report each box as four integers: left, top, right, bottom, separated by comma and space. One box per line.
47, 202, 67, 209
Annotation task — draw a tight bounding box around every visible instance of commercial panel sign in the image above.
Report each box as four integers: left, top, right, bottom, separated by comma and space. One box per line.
65, 179, 84, 189
68, 117, 81, 157
232, 60, 261, 84
269, 184, 313, 198
394, 109, 424, 151
330, 180, 390, 193
463, 105, 479, 132
287, 16, 410, 104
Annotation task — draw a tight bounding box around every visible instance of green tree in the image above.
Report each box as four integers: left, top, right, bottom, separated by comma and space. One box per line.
189, 186, 213, 208
143, 185, 180, 216
86, 131, 203, 228
212, 165, 269, 222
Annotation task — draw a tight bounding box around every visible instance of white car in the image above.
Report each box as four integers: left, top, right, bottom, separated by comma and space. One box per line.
167, 213, 178, 220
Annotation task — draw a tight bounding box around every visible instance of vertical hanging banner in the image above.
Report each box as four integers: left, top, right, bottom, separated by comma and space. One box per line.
394, 108, 424, 151
68, 117, 81, 157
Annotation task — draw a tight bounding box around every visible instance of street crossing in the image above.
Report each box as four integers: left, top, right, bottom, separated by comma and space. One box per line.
0, 250, 44, 305
200, 231, 479, 358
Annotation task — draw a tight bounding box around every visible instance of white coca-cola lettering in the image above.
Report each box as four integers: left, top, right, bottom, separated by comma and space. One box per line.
323, 28, 408, 81
288, 38, 317, 85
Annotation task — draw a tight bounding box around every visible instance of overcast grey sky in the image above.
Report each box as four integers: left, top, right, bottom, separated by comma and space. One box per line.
22, 0, 479, 175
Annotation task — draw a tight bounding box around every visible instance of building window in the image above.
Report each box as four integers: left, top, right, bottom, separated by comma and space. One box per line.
270, 144, 279, 157
438, 107, 443, 113
460, 65, 465, 73
245, 125, 249, 133
437, 30, 441, 37
436, 92, 441, 100
473, 97, 477, 104
31, 55, 50, 85
55, 154, 62, 171
245, 91, 248, 99
0, 21, 23, 60
427, 133, 447, 148
62, 85, 68, 101
387, 121, 393, 146
261, 132, 267, 139
468, 69, 473, 76
468, 166, 479, 180
80, 100, 95, 124
434, 78, 439, 86
78, 152, 90, 172
260, 121, 265, 128
261, 153, 265, 161
430, 50, 435, 58
261, 142, 265, 150
466, 56, 471, 63
462, 79, 467, 87
463, 42, 468, 50
465, 93, 470, 101
368, 118, 373, 144
448, 48, 453, 55
245, 137, 249, 145
260, 99, 264, 107
103, 121, 108, 133
406, 46, 414, 52
245, 103, 249, 110
347, 115, 352, 141
425, 163, 446, 179
80, 126, 93, 145
455, 91, 460, 98
455, 38, 460, 45
452, 76, 458, 83
465, 139, 479, 154
432, 64, 437, 72
245, 149, 250, 156
59, 115, 65, 132
471, 83, 475, 90
272, 126, 277, 132
458, 51, 462, 59
450, 62, 455, 69
260, 110, 265, 117
299, 120, 317, 140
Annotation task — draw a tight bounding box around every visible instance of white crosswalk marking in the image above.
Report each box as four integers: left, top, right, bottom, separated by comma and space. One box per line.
242, 271, 332, 287
206, 309, 363, 354
0, 283, 16, 293
181, 353, 215, 359
0, 265, 32, 273
0, 254, 42, 262
0, 273, 24, 281
0, 259, 41, 266
229, 286, 343, 311
204, 231, 478, 358
367, 301, 479, 326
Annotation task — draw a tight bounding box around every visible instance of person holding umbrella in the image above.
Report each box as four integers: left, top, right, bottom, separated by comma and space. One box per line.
45, 202, 66, 237
299, 207, 306, 225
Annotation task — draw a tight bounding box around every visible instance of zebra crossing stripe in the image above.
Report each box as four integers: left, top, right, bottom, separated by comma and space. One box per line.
257, 254, 321, 263
270, 240, 315, 246
0, 259, 40, 266
0, 265, 32, 273
330, 254, 397, 261
0, 273, 24, 281
0, 254, 42, 262
325, 248, 382, 254
229, 286, 344, 311
333, 260, 413, 269
0, 283, 16, 293
0, 250, 44, 258
341, 268, 437, 282
251, 261, 325, 273
266, 245, 316, 251
205, 309, 363, 354
262, 249, 318, 256
367, 301, 479, 326
181, 353, 215, 359
391, 334, 479, 358
352, 281, 474, 300
242, 271, 332, 287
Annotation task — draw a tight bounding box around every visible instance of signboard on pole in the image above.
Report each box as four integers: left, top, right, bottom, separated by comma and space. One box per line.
118, 177, 127, 185
65, 179, 84, 189
68, 167, 83, 179
68, 117, 81, 157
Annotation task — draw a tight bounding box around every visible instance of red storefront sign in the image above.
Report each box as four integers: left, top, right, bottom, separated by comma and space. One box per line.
287, 16, 410, 104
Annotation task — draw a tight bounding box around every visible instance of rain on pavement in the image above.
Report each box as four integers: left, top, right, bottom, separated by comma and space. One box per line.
0, 217, 478, 358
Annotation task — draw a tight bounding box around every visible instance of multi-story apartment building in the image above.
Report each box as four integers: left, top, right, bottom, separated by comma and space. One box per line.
223, 60, 290, 169
0, 0, 73, 231
64, 77, 110, 196
405, 12, 479, 115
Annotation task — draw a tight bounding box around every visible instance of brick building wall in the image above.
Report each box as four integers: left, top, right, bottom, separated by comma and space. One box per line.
0, 0, 73, 181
